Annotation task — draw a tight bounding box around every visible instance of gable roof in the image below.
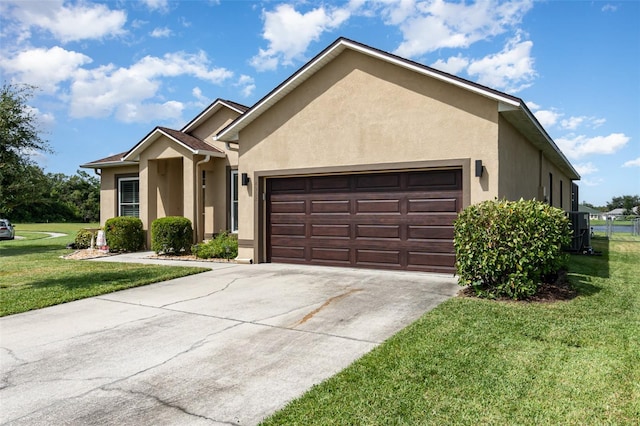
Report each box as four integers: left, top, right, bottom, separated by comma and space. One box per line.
123, 126, 225, 162
216, 37, 579, 180
181, 98, 249, 133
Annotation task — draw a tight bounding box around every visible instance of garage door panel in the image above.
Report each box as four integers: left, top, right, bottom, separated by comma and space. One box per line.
355, 174, 401, 190
267, 169, 462, 273
405, 213, 457, 226
407, 170, 460, 189
356, 249, 401, 266
270, 200, 306, 213
356, 225, 400, 239
408, 198, 458, 213
356, 199, 401, 213
311, 247, 350, 262
270, 246, 305, 260
408, 252, 456, 267
310, 175, 351, 191
271, 223, 306, 236
310, 200, 350, 214
270, 178, 306, 192
408, 225, 454, 240
311, 224, 350, 238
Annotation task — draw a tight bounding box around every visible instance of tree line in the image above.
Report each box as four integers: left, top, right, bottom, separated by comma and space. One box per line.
582, 195, 640, 215
1, 83, 99, 222
1, 165, 100, 223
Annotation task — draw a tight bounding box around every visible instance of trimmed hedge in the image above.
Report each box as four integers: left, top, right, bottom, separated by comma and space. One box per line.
192, 232, 238, 259
104, 216, 144, 252
151, 216, 193, 255
454, 199, 571, 299
74, 229, 94, 249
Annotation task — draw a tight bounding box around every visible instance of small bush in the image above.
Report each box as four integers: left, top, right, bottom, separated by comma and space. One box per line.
454, 199, 571, 300
104, 217, 144, 252
151, 216, 193, 255
74, 229, 94, 249
192, 232, 238, 259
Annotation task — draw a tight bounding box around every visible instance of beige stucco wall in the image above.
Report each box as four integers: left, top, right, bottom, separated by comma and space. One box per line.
236, 49, 501, 262
498, 116, 574, 209
189, 107, 242, 238
139, 137, 196, 246
98, 165, 139, 226
497, 116, 541, 201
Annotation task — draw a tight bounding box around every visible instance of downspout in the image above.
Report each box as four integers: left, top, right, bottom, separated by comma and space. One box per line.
94, 168, 101, 176
195, 155, 211, 243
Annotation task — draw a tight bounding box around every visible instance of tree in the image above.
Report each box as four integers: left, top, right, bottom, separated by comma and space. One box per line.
0, 83, 52, 217
606, 195, 640, 214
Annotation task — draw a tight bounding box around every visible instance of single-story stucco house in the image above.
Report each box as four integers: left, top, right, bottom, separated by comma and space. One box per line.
82, 37, 580, 274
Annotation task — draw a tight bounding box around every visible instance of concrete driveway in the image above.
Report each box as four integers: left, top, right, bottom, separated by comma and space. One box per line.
1, 260, 459, 425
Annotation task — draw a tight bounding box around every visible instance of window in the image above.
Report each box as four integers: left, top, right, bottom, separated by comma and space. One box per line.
119, 177, 139, 217
230, 170, 238, 232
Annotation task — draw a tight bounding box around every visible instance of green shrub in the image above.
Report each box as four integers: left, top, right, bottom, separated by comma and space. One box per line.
192, 232, 238, 259
105, 217, 144, 252
454, 199, 571, 300
151, 216, 193, 255
74, 229, 94, 249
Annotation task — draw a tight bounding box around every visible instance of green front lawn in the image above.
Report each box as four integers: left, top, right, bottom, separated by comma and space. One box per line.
263, 237, 640, 425
0, 223, 209, 317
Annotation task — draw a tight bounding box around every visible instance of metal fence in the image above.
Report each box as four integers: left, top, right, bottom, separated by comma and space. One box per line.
596, 217, 640, 238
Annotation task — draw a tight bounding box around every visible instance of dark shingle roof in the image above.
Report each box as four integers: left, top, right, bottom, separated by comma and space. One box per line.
157, 127, 223, 154
80, 151, 131, 168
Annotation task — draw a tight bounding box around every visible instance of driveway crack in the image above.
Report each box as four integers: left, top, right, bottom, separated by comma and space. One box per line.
100, 387, 231, 424
160, 278, 241, 308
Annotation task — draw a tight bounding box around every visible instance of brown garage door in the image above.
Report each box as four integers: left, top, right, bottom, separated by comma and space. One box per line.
266, 169, 462, 273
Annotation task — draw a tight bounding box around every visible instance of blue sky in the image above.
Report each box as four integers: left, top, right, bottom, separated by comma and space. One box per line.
1, 0, 638, 207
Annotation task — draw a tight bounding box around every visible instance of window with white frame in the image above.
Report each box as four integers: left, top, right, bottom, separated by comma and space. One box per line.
230, 170, 238, 232
119, 177, 139, 217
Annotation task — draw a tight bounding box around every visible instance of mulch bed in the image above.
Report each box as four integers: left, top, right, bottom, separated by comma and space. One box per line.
459, 270, 577, 303
62, 249, 112, 260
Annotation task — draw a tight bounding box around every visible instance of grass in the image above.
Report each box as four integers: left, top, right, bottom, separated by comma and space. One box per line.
591, 219, 636, 226
262, 236, 640, 425
0, 223, 209, 317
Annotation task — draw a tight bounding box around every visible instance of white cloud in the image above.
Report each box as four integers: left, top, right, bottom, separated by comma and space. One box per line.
192, 87, 207, 102
26, 106, 56, 130
0, 46, 92, 93
560, 116, 605, 130
392, 0, 533, 57
235, 74, 256, 98
251, 4, 350, 71
602, 4, 617, 12
431, 54, 469, 74
69, 51, 233, 121
581, 177, 604, 187
466, 35, 535, 92
574, 162, 598, 176
556, 133, 630, 159
140, 0, 170, 12
534, 109, 561, 128
560, 116, 585, 130
6, 0, 126, 43
150, 27, 172, 38
623, 157, 640, 168
117, 100, 184, 124
526, 101, 540, 110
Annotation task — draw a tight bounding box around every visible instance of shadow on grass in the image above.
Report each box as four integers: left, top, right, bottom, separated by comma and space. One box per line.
22, 267, 181, 291
0, 243, 69, 258
567, 236, 609, 297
